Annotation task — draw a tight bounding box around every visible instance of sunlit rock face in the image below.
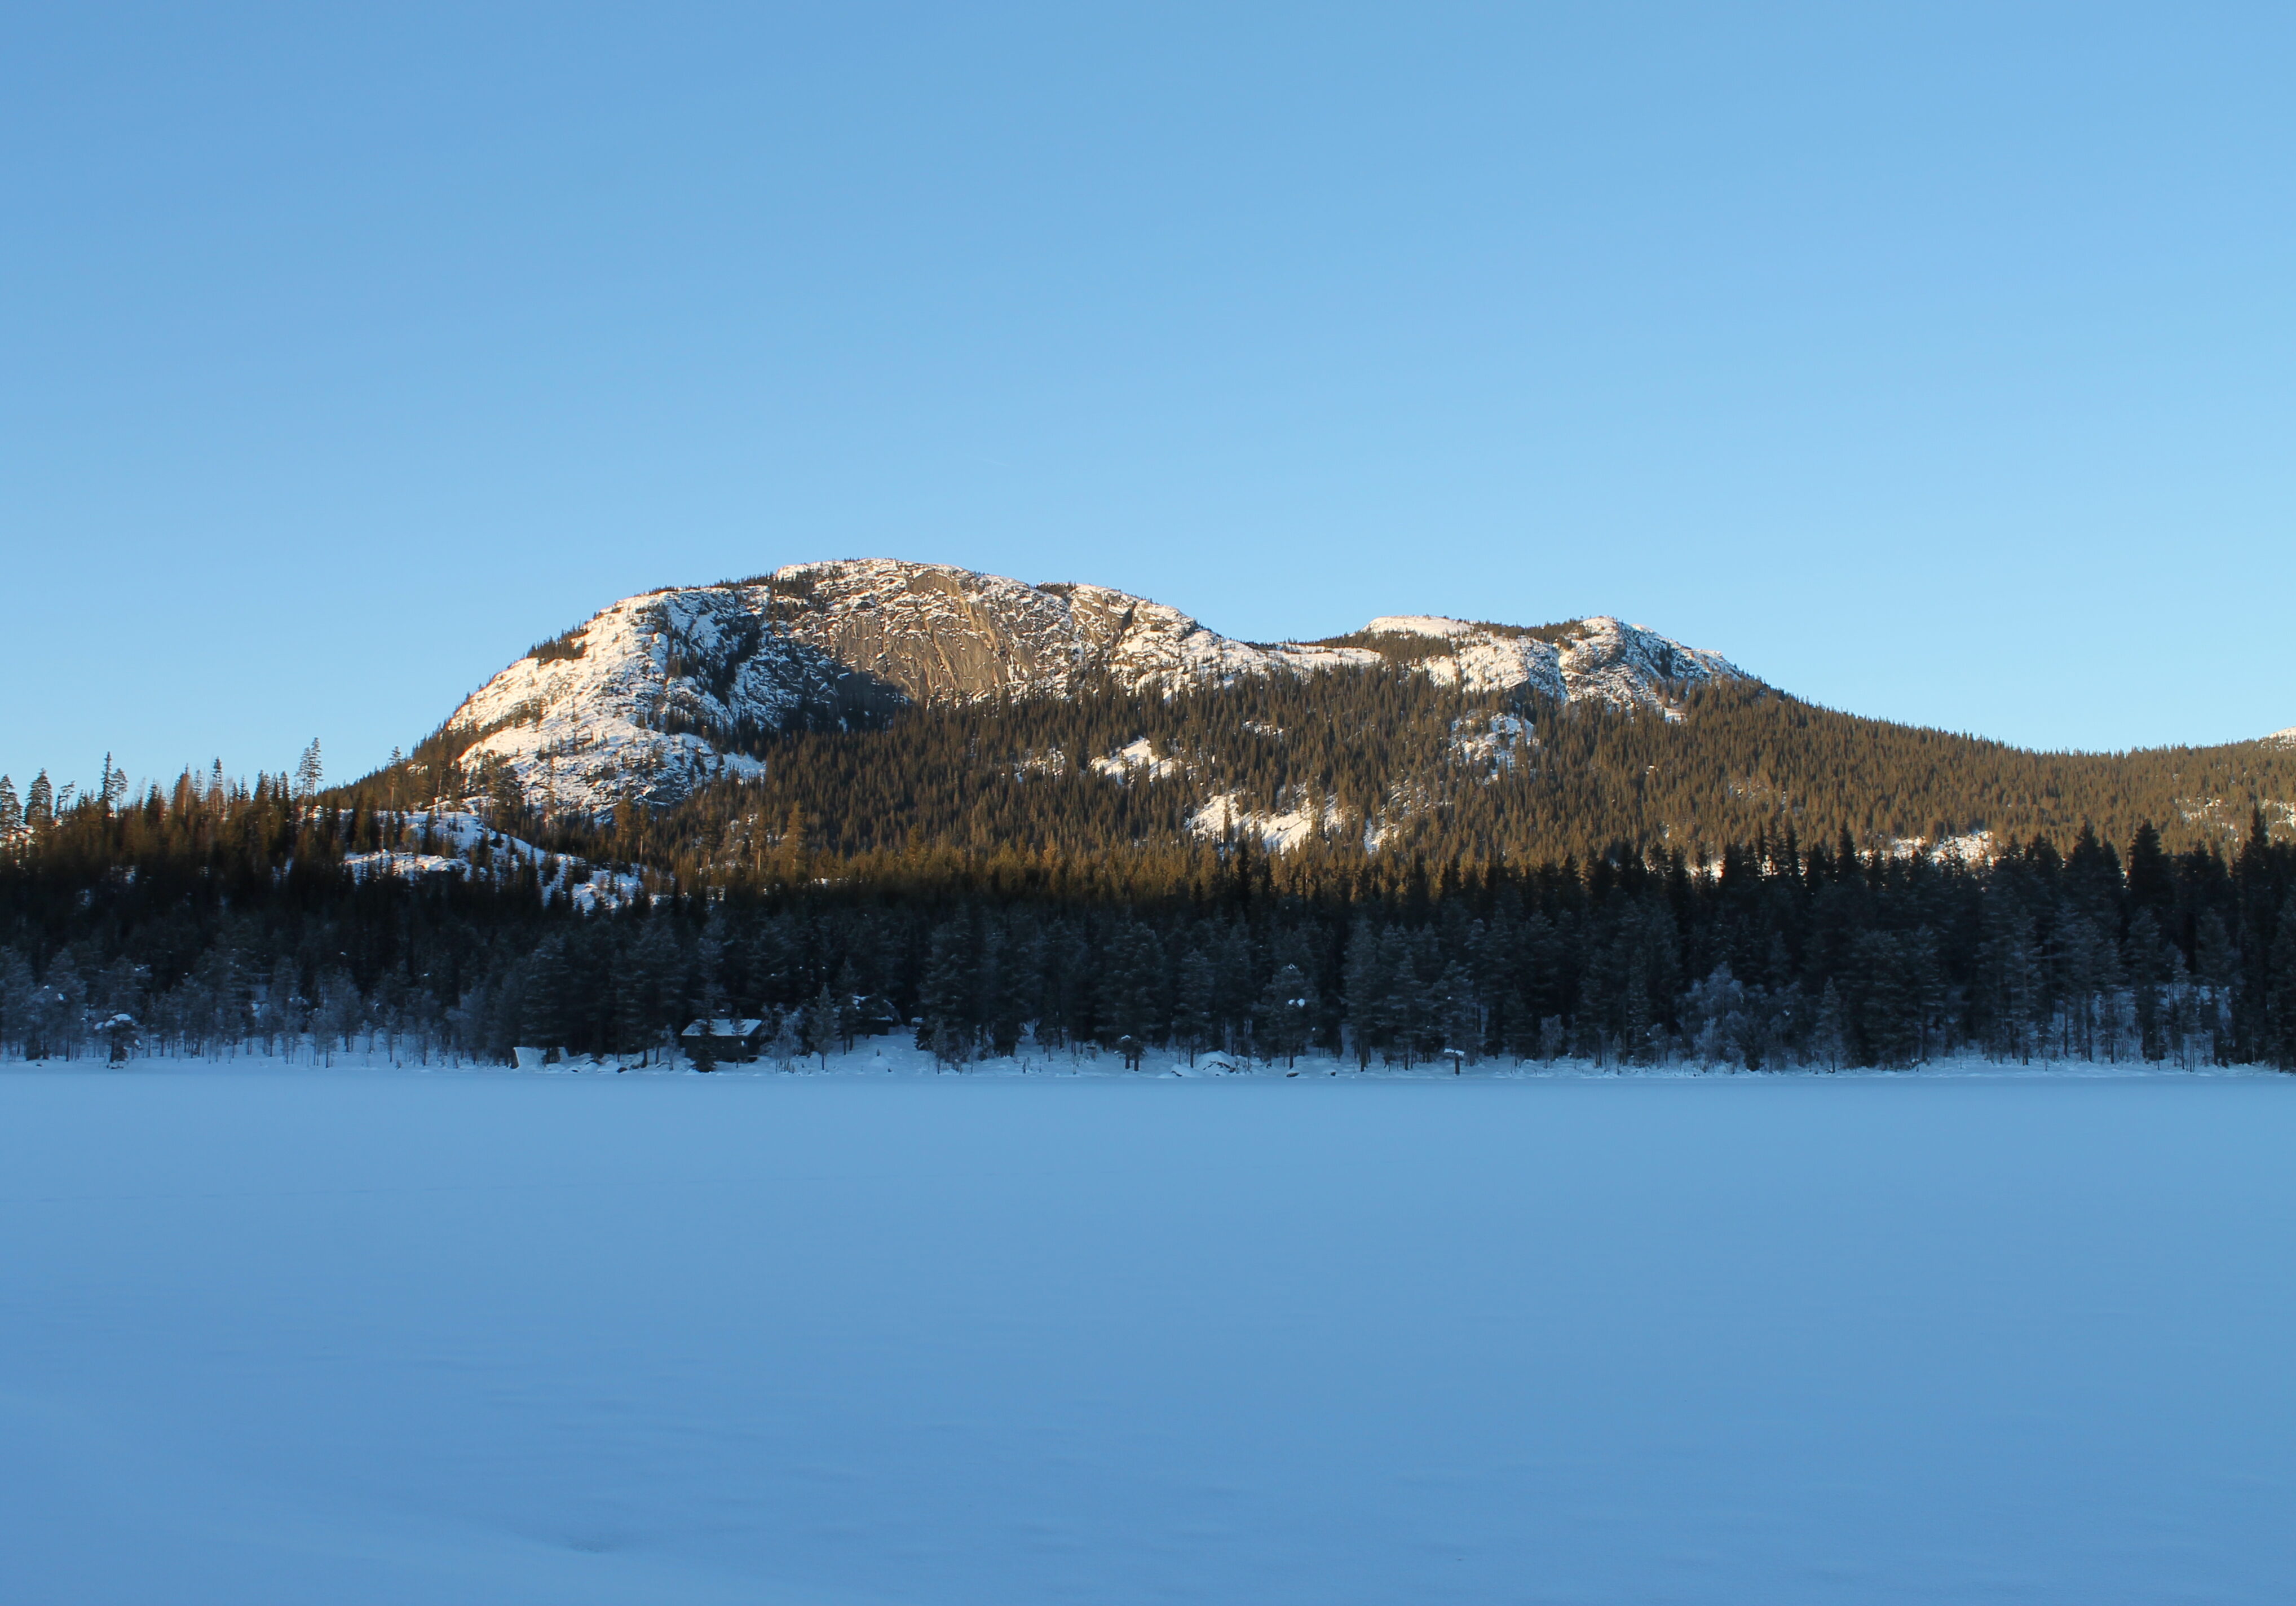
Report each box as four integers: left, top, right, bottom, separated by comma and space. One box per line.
433, 558, 1753, 815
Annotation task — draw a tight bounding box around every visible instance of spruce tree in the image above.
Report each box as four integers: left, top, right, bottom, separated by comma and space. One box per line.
1813, 980, 1849, 1071
917, 924, 978, 1066
802, 982, 839, 1068
1436, 960, 1480, 1066
522, 938, 575, 1050
2267, 903, 2296, 1072
0, 948, 36, 1057
2126, 823, 2175, 924
1095, 924, 1164, 1056
997, 919, 1045, 1057
1253, 964, 1313, 1067
2124, 909, 2177, 1062
1171, 943, 1215, 1065
832, 958, 866, 1049
1342, 917, 1389, 1069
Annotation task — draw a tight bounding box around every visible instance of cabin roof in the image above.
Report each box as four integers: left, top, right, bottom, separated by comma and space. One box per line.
680, 1017, 765, 1039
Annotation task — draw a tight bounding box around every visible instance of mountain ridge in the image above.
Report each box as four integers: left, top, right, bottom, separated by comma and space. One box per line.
430, 559, 1754, 815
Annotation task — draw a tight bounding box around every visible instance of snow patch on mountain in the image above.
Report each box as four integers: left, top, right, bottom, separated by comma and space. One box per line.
1362, 616, 1477, 638
1090, 738, 1180, 783
1406, 616, 1746, 706
339, 812, 644, 912
425, 561, 1755, 817
1451, 713, 1534, 772
1887, 829, 1999, 866
1187, 793, 1327, 854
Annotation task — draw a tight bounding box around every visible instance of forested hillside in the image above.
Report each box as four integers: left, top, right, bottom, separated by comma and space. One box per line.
5, 738, 2296, 1071
386, 672, 2296, 890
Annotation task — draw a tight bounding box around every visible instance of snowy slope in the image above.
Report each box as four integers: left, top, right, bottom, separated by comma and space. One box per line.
1354, 613, 1745, 704
435, 560, 1754, 814
340, 811, 646, 912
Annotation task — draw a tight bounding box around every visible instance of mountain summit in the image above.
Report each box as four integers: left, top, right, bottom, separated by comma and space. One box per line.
431, 559, 1752, 814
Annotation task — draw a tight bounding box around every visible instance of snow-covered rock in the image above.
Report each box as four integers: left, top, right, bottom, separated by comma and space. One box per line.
1187, 793, 1328, 854
1450, 712, 1534, 772
340, 811, 646, 911
1354, 614, 1746, 703
430, 560, 1754, 815
1089, 738, 1180, 783
1885, 829, 1999, 866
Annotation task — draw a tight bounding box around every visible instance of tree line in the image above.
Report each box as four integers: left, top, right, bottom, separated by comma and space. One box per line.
367, 672, 2296, 895
5, 760, 2295, 1070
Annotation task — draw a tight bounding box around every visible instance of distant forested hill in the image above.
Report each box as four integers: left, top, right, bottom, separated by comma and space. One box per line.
6, 634, 2296, 1074
466, 673, 2294, 890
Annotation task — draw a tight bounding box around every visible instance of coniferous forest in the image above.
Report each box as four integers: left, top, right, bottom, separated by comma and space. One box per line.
5, 670, 2296, 1071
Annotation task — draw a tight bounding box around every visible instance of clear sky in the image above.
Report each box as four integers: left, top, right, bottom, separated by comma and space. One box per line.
6, 4, 2292, 798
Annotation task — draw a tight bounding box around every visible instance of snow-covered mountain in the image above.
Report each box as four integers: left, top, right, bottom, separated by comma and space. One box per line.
431, 559, 1753, 814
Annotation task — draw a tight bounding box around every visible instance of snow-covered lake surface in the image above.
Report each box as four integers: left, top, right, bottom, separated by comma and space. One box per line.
6, 1063, 2294, 1604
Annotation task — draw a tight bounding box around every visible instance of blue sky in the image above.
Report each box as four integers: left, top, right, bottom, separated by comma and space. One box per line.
6, 4, 2292, 796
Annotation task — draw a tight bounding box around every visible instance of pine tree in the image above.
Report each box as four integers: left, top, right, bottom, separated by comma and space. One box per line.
25, 771, 53, 828
1394, 929, 1440, 1066
769, 804, 807, 886
2192, 911, 2237, 1061
0, 776, 19, 839
1436, 960, 1480, 1067
694, 924, 730, 1020
2266, 902, 2296, 1072
1171, 942, 1215, 1065
1813, 980, 1849, 1071
1095, 923, 1164, 1056
0, 948, 36, 1056
614, 922, 678, 1061
1343, 916, 1388, 1069
832, 958, 866, 1049
992, 919, 1043, 1059
917, 924, 978, 1067
2124, 908, 2178, 1062
522, 938, 575, 1049
687, 1025, 718, 1072
1253, 964, 1314, 1067
802, 981, 839, 1068
295, 740, 324, 801
2126, 822, 2175, 924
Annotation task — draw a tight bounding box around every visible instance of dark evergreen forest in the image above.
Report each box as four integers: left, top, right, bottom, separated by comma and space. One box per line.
6, 698, 2296, 1069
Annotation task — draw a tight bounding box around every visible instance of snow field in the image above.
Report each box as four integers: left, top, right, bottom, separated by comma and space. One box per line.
4, 1068, 2295, 1604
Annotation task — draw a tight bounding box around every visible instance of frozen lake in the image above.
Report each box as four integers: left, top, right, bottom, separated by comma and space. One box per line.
5, 1066, 2294, 1604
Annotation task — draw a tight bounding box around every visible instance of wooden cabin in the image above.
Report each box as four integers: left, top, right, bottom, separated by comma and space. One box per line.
679, 1017, 767, 1064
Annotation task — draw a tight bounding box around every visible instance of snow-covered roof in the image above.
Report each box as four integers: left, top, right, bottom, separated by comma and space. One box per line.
681, 1018, 765, 1039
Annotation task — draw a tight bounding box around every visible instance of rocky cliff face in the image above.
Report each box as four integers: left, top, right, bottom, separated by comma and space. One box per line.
430, 559, 1753, 814
762, 560, 1312, 700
